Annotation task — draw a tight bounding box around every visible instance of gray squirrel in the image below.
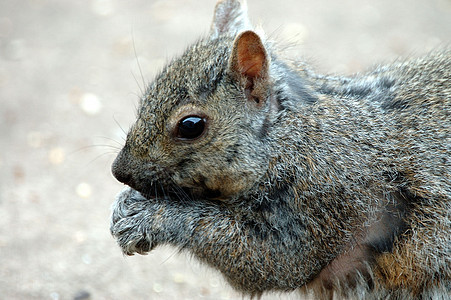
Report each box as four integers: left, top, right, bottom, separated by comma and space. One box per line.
110, 0, 450, 298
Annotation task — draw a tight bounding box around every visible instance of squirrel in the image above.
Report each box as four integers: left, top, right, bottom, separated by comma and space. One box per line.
110, 0, 450, 299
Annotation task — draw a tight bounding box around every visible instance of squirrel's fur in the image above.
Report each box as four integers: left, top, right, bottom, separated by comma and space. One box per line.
110, 0, 450, 298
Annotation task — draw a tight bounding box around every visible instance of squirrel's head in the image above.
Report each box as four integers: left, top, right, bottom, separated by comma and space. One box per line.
112, 0, 279, 201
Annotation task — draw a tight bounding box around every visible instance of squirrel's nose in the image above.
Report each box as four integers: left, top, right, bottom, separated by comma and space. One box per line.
112, 165, 132, 185
111, 152, 133, 185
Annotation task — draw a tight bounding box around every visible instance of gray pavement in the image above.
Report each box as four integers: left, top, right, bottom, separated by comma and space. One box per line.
0, 0, 450, 299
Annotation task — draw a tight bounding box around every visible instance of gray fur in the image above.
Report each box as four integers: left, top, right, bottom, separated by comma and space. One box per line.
110, 0, 450, 298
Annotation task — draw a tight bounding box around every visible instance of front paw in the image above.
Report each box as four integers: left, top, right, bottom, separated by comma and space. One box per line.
110, 187, 157, 255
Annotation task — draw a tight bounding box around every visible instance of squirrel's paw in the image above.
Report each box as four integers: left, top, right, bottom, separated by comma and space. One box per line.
110, 187, 157, 255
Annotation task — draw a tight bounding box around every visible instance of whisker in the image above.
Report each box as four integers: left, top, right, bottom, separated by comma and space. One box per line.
160, 247, 180, 265
66, 144, 121, 158
172, 184, 192, 203
131, 28, 147, 95
155, 182, 160, 200
96, 136, 124, 148
85, 151, 118, 165
113, 115, 128, 138
131, 71, 144, 97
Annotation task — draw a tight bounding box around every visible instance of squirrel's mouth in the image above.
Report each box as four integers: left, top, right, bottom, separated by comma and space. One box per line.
136, 181, 223, 202
135, 182, 179, 201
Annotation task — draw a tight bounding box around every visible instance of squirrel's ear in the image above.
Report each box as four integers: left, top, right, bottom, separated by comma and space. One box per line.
229, 31, 269, 100
210, 0, 251, 38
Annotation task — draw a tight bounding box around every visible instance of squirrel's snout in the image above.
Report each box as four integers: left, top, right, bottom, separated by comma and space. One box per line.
111, 152, 133, 185
112, 165, 132, 185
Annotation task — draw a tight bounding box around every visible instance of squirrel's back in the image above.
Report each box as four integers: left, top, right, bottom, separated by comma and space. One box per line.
302, 51, 450, 297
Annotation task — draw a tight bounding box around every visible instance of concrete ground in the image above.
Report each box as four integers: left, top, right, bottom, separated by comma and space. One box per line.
0, 0, 450, 299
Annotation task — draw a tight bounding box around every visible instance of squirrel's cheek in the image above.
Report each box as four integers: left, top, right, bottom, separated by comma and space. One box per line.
203, 172, 255, 200
171, 168, 254, 200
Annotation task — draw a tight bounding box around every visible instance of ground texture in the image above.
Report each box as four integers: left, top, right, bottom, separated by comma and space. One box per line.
1, 0, 450, 299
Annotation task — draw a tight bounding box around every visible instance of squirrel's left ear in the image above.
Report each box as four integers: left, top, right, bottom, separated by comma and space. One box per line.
210, 0, 251, 38
228, 30, 269, 105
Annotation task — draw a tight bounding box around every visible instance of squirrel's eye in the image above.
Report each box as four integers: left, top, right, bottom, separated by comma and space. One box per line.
177, 116, 206, 140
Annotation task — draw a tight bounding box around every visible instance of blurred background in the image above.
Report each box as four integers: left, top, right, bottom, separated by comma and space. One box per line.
0, 0, 450, 299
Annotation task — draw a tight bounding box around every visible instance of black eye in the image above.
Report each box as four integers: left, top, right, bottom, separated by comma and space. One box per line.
177, 116, 206, 140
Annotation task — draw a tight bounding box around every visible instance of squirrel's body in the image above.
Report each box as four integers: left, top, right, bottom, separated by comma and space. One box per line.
110, 1, 450, 298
